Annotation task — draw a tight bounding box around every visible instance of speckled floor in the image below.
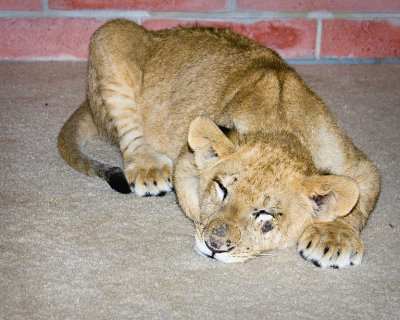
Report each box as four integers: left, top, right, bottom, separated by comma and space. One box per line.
1, 62, 399, 319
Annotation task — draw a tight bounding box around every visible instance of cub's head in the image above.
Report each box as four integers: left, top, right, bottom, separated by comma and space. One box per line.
174, 117, 359, 263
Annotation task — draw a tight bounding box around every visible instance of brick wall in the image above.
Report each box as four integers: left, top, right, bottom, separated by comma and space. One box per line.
1, 0, 399, 62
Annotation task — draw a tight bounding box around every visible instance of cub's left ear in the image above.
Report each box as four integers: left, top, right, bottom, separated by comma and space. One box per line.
188, 116, 234, 170
303, 175, 359, 222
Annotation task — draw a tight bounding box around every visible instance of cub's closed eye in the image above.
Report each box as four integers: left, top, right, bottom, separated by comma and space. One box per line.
214, 179, 227, 200
253, 210, 273, 219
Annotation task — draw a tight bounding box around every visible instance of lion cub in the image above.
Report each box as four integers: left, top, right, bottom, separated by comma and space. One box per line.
58, 19, 380, 268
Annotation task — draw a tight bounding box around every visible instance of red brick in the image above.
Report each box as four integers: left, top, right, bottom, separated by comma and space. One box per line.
321, 19, 400, 58
0, 0, 42, 10
49, 0, 229, 11
238, 0, 400, 12
142, 20, 185, 30
142, 19, 316, 59
0, 18, 105, 60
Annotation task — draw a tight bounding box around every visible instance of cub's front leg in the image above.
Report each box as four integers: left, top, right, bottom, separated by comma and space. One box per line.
88, 19, 173, 196
297, 221, 363, 268
297, 156, 379, 268
88, 68, 174, 197
92, 80, 174, 196
123, 146, 173, 197
298, 122, 380, 267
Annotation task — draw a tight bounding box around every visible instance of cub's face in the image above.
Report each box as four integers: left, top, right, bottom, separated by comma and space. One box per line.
193, 144, 314, 263
174, 117, 359, 263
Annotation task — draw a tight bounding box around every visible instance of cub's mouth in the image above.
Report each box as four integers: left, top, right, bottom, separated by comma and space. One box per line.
205, 242, 235, 258
197, 245, 236, 262
194, 232, 245, 263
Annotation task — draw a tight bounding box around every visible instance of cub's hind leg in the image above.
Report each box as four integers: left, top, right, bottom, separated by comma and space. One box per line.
88, 19, 173, 196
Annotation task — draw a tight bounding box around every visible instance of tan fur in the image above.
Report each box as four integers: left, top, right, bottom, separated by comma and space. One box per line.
58, 19, 380, 267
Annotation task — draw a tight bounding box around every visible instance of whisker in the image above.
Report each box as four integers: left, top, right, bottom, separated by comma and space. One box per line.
257, 252, 276, 257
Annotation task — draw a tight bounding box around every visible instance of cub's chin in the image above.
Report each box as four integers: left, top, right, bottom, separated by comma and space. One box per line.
194, 236, 249, 263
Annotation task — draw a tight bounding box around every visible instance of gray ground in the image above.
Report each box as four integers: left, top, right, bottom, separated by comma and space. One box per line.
0, 62, 399, 319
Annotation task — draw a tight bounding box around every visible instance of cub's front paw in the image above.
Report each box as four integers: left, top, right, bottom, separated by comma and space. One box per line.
297, 222, 363, 268
125, 153, 173, 197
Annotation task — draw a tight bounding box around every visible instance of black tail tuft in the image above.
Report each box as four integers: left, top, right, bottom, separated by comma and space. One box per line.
104, 166, 132, 194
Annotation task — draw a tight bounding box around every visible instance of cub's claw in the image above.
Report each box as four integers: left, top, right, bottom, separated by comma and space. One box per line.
297, 222, 363, 268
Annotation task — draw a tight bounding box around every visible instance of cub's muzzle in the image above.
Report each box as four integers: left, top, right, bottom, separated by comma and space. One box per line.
204, 220, 240, 253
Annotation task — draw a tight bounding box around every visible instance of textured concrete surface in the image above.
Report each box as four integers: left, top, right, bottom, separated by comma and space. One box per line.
0, 62, 399, 319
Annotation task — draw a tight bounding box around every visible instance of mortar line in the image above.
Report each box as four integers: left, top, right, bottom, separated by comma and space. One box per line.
315, 18, 323, 60
230, 0, 238, 12
1, 10, 400, 20
1, 57, 399, 64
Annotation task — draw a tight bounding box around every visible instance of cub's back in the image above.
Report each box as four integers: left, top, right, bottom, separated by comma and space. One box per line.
140, 26, 285, 157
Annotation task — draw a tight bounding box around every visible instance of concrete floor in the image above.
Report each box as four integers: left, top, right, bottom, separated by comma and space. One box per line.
0, 62, 399, 319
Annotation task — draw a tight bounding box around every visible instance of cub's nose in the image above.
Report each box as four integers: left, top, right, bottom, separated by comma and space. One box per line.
205, 220, 240, 253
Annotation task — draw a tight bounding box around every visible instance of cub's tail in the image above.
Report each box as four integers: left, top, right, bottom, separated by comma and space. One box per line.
57, 100, 131, 193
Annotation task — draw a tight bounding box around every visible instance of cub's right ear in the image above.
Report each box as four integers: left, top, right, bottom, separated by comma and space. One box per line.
304, 175, 359, 222
188, 116, 234, 170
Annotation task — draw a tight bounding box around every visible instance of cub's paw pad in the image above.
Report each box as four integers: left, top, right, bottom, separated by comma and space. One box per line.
128, 164, 173, 197
297, 222, 363, 268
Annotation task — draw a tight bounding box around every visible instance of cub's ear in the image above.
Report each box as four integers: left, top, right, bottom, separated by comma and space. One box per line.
188, 116, 234, 170
303, 175, 359, 222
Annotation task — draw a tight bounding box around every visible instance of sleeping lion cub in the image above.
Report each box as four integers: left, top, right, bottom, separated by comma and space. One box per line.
58, 19, 380, 268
